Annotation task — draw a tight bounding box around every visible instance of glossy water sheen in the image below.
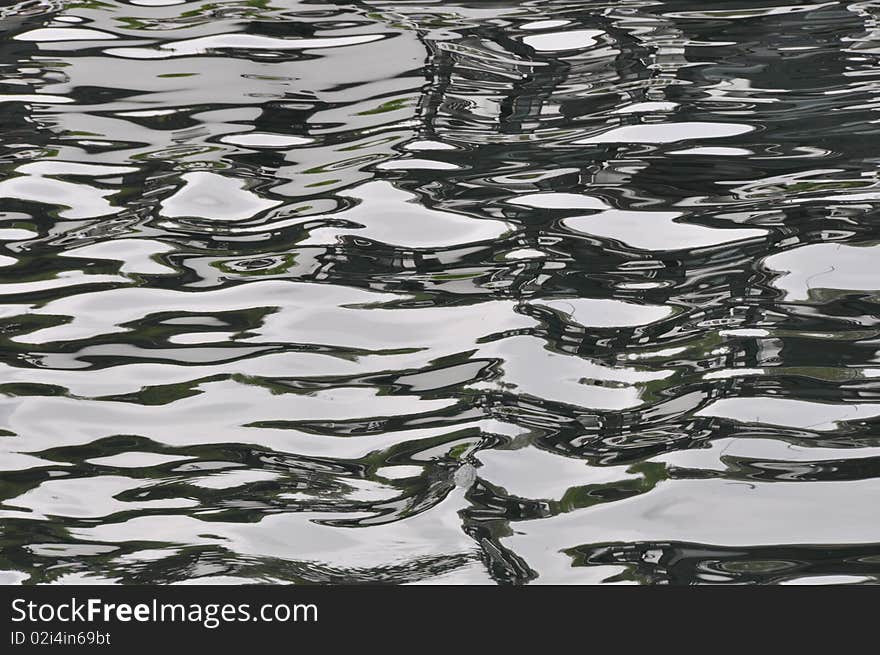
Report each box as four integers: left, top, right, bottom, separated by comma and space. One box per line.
0, 0, 879, 586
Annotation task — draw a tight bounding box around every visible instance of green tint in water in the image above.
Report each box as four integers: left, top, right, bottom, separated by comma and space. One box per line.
0, 0, 878, 585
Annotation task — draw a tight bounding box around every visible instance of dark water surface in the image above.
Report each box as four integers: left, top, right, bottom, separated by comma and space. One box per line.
1, 0, 879, 585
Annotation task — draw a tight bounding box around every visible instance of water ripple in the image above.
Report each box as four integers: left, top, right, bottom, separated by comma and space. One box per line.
1, 0, 880, 585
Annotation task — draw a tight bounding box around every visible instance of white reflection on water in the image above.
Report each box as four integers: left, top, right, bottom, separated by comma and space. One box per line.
0, 0, 879, 586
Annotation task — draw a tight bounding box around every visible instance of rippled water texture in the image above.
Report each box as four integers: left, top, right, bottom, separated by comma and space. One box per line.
2, 0, 880, 585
